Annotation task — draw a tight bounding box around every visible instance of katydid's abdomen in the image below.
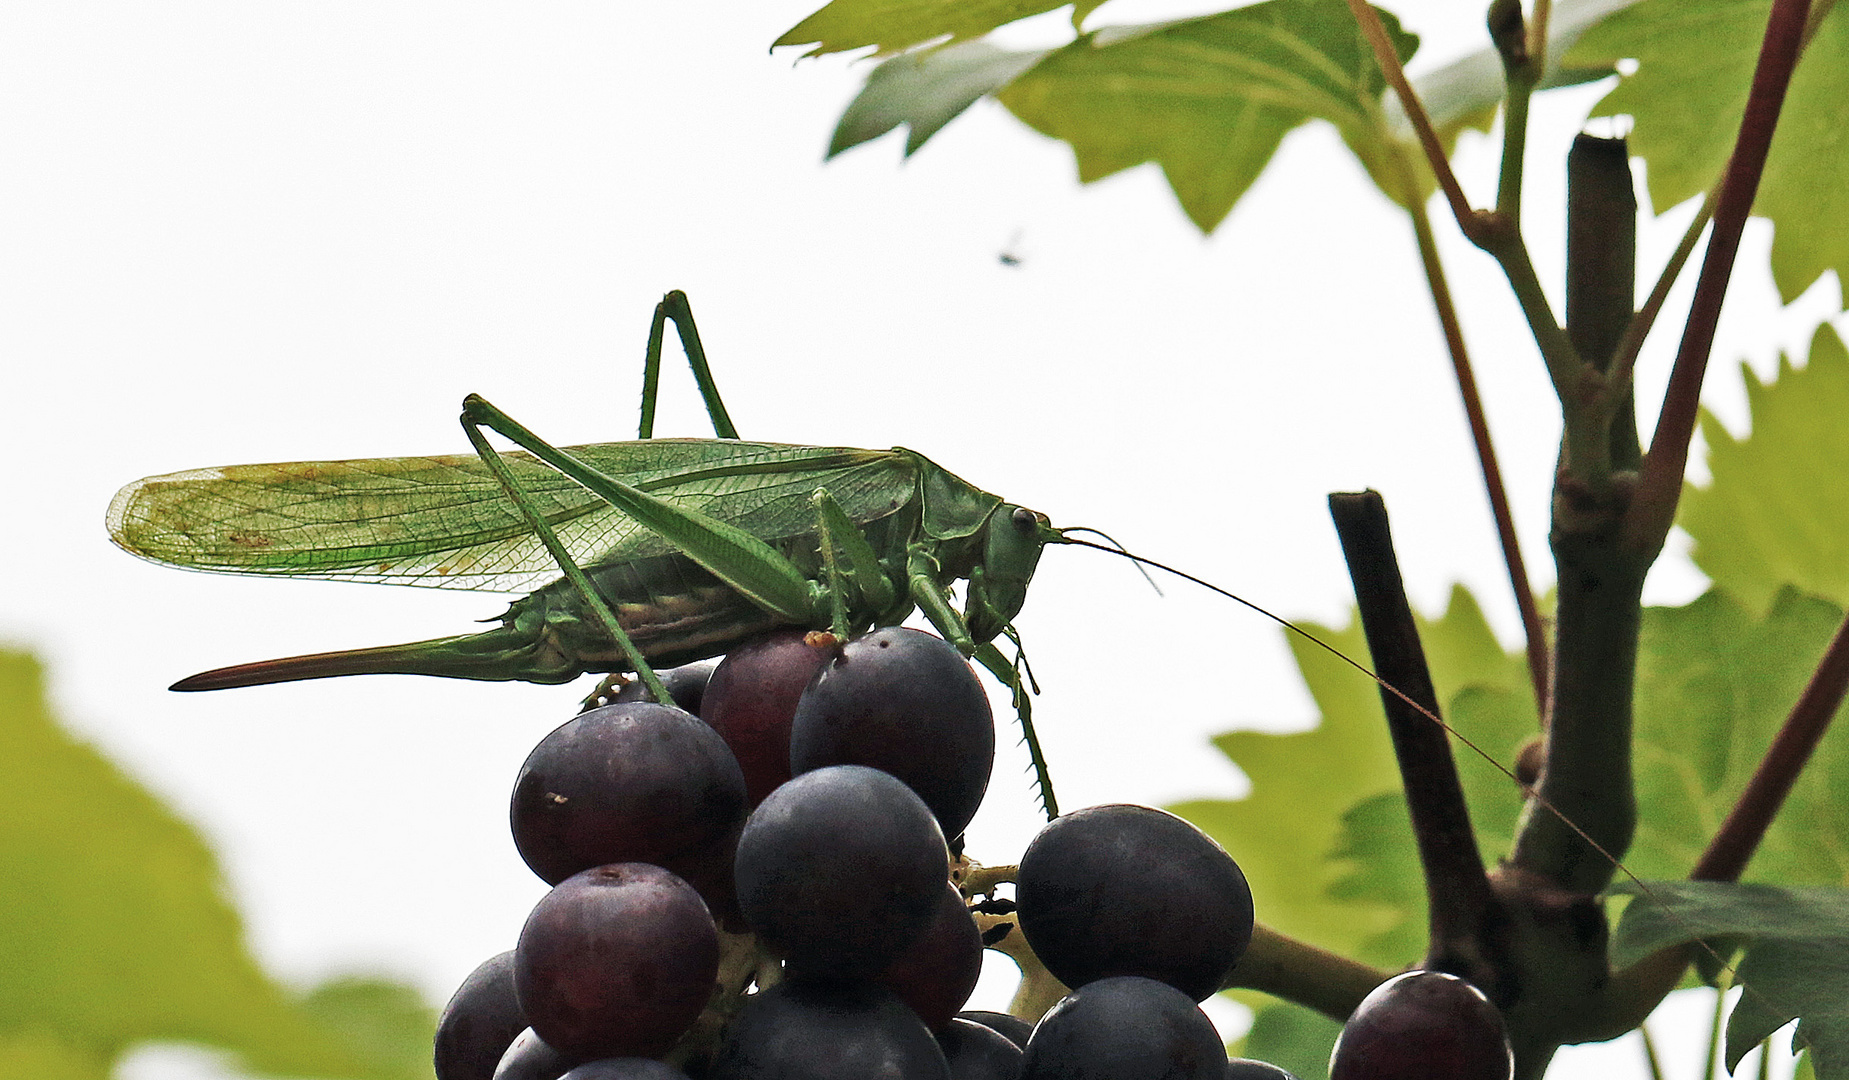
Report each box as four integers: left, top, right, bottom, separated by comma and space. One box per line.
172, 549, 794, 691
168, 507, 930, 692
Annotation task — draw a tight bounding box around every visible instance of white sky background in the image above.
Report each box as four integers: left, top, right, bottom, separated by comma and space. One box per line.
2, 2, 1844, 1078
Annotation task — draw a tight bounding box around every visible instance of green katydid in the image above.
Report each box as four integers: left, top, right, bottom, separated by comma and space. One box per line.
108, 291, 1069, 814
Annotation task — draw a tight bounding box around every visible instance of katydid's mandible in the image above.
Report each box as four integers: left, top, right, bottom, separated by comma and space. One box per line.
107, 291, 1065, 815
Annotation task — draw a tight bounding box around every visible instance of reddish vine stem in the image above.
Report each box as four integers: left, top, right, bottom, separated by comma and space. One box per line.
1692, 610, 1849, 882
1341, 0, 1479, 238
1621, 0, 1813, 553
1405, 196, 1550, 710
1328, 491, 1502, 980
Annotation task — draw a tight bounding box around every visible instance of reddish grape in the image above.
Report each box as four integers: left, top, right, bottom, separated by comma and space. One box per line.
872, 881, 985, 1032
510, 702, 745, 885
436, 950, 526, 1080
492, 1028, 577, 1080
514, 863, 718, 1060
1327, 971, 1513, 1080
701, 629, 831, 804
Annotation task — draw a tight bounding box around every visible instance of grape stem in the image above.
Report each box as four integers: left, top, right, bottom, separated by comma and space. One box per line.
955, 857, 1070, 1021
1220, 924, 1388, 1021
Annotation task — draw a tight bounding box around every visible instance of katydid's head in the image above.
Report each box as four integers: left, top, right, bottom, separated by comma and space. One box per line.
965, 504, 1056, 643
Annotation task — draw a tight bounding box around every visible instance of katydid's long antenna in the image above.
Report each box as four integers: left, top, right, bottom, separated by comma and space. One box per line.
1058, 527, 1161, 595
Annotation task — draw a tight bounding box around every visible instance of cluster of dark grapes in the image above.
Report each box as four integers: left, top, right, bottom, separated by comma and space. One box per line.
430, 623, 1512, 1080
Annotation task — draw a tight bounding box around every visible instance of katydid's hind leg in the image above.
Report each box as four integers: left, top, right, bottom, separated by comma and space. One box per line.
458, 404, 674, 705
463, 393, 819, 626
637, 296, 670, 439
647, 290, 740, 440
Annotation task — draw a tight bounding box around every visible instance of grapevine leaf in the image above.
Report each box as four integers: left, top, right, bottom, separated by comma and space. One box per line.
993, 0, 1419, 231
1610, 881, 1849, 1074
1235, 1001, 1345, 1080
1628, 588, 1849, 886
827, 41, 1050, 157
0, 649, 434, 1079
776, 0, 1100, 58
1566, 0, 1849, 301
1681, 324, 1849, 616
1401, 0, 1646, 145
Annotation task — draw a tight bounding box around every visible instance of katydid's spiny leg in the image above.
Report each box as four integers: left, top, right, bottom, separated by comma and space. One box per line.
458, 412, 673, 705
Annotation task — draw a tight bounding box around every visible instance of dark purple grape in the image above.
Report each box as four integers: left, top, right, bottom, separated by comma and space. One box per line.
558, 1060, 692, 1080
708, 981, 951, 1080
1020, 976, 1227, 1080
493, 1028, 577, 1080
872, 881, 985, 1031
1224, 1059, 1298, 1079
939, 1017, 1025, 1080
789, 627, 995, 839
1016, 804, 1252, 1002
511, 702, 746, 885
1327, 971, 1512, 1080
734, 764, 949, 980
514, 863, 718, 1060
436, 950, 526, 1080
957, 1011, 1034, 1050
610, 659, 718, 716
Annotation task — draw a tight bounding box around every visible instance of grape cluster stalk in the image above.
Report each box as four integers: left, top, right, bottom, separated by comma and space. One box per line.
432, 624, 1495, 1079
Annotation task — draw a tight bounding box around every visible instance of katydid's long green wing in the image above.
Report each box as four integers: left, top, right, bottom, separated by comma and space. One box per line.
108, 440, 919, 594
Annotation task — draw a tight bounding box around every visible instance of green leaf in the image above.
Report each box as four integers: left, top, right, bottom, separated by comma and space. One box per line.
1681, 324, 1849, 616
993, 0, 1419, 231
827, 41, 1050, 158
1567, 0, 1849, 301
776, 0, 1096, 58
1628, 588, 1849, 886
0, 649, 434, 1079
1404, 0, 1645, 145
1610, 880, 1849, 1075
300, 978, 441, 1080
1234, 999, 1345, 1080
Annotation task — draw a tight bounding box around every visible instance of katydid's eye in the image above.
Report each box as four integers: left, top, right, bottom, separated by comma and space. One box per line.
1012, 506, 1040, 532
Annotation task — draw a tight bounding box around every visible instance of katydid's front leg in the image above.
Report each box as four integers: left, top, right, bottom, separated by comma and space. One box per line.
905, 543, 1059, 818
